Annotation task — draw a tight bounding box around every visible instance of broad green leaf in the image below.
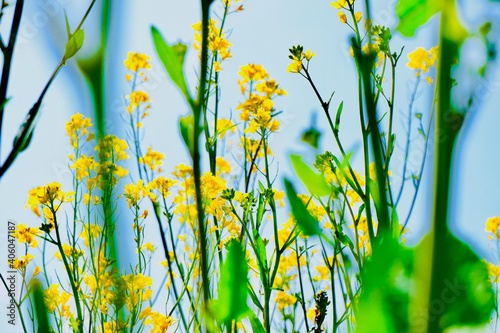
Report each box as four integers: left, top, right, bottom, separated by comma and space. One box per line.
284, 178, 321, 236
356, 239, 413, 333
30, 279, 50, 333
395, 0, 441, 37
413, 233, 494, 331
151, 26, 193, 107
212, 239, 249, 323
63, 29, 84, 61
290, 154, 331, 197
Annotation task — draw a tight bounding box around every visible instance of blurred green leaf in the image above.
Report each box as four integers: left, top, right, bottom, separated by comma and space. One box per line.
356, 239, 413, 333
151, 26, 193, 107
30, 279, 50, 333
212, 239, 249, 324
395, 0, 441, 37
290, 154, 331, 197
284, 178, 321, 236
300, 126, 321, 149
413, 233, 494, 331
63, 29, 85, 61
179, 115, 194, 156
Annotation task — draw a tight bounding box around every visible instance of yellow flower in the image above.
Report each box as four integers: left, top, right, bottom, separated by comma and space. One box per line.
141, 242, 156, 253
144, 311, 174, 333
338, 11, 347, 24
287, 60, 303, 73
275, 290, 297, 311
331, 0, 354, 9
486, 261, 500, 283
193, 19, 232, 62
407, 46, 438, 74
124, 52, 152, 72
12, 254, 34, 269
126, 90, 150, 114
148, 177, 177, 200
216, 118, 236, 139
26, 182, 74, 216
355, 11, 362, 23
313, 265, 330, 282
32, 266, 41, 277
140, 146, 165, 172
486, 216, 500, 240
65, 113, 94, 149
13, 224, 40, 248
124, 179, 151, 208
71, 155, 98, 182
80, 224, 102, 247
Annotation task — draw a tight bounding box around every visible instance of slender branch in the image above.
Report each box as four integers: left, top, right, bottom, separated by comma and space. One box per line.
0, 0, 24, 159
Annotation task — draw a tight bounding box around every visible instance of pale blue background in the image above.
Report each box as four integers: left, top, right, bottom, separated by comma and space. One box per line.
1, 0, 500, 332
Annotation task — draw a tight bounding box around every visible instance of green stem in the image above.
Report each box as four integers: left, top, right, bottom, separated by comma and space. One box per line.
52, 207, 84, 333
193, 0, 214, 330
427, 1, 462, 331
0, 0, 24, 160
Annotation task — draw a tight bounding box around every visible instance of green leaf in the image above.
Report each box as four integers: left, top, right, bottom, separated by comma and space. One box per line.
151, 26, 193, 107
30, 279, 50, 333
64, 11, 71, 39
334, 101, 343, 133
413, 233, 495, 330
63, 29, 84, 61
12, 101, 41, 154
284, 178, 321, 236
356, 239, 413, 333
212, 239, 249, 323
179, 115, 194, 156
248, 312, 266, 333
290, 154, 331, 197
253, 229, 268, 274
395, 0, 441, 37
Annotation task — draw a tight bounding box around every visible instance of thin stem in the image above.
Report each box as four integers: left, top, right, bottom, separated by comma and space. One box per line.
0, 0, 24, 159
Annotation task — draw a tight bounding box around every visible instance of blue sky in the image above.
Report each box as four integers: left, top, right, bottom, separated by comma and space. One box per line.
1, 0, 500, 331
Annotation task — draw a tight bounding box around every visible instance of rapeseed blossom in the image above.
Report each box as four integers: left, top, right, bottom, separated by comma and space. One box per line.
407, 46, 438, 84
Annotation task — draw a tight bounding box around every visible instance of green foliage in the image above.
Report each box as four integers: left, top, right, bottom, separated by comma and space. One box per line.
284, 178, 321, 236
395, 0, 441, 37
290, 154, 331, 197
30, 279, 51, 333
211, 239, 250, 324
151, 26, 194, 108
63, 29, 85, 62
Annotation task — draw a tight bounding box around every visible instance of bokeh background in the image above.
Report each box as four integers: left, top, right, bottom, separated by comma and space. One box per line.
1, 1, 500, 331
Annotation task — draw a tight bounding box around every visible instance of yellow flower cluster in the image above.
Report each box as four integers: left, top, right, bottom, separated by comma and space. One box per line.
140, 146, 164, 172
486, 262, 500, 283
65, 112, 95, 150
26, 182, 73, 217
13, 224, 41, 248
142, 308, 174, 333
124, 52, 151, 74
331, 0, 354, 9
237, 64, 286, 134
193, 19, 232, 72
44, 284, 72, 318
12, 254, 34, 270
486, 216, 500, 240
407, 46, 438, 84
127, 90, 151, 115
275, 290, 297, 311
